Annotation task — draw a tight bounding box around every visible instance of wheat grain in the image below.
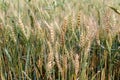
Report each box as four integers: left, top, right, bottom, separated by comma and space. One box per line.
77, 11, 81, 30
61, 17, 68, 46
18, 17, 31, 40
18, 17, 26, 36
7, 25, 16, 43
74, 54, 79, 76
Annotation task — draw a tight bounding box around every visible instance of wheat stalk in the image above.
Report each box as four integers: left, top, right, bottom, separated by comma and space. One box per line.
74, 54, 80, 76
61, 17, 68, 46
55, 51, 63, 73
18, 17, 26, 35
18, 17, 31, 40
46, 41, 55, 79
35, 21, 43, 39
44, 21, 55, 43
7, 25, 16, 43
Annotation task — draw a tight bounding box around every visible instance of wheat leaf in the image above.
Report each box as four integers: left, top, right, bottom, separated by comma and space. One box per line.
108, 6, 120, 15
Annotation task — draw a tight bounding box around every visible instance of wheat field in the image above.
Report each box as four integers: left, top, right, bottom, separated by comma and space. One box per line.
0, 0, 120, 80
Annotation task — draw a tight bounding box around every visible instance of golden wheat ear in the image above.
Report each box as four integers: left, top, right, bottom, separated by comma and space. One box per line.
108, 6, 120, 15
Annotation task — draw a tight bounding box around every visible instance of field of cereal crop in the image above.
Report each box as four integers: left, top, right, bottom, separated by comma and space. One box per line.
0, 0, 120, 80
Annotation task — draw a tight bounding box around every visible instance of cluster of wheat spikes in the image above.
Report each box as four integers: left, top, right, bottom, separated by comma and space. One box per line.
0, 0, 120, 80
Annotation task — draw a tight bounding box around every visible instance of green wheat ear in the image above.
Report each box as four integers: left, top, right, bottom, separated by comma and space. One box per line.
108, 6, 120, 15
